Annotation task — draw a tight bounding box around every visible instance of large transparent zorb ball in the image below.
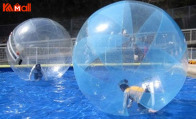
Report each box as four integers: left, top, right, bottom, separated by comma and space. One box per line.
6, 18, 72, 80
73, 1, 187, 116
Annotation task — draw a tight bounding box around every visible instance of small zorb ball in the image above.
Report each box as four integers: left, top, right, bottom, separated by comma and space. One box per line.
73, 1, 187, 116
6, 18, 72, 80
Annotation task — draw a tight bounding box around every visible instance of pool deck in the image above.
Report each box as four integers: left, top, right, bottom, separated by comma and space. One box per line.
187, 64, 196, 78
1, 64, 196, 78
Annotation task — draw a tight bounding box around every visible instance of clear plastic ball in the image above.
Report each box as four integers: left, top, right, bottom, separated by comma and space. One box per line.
73, 1, 187, 116
6, 18, 72, 80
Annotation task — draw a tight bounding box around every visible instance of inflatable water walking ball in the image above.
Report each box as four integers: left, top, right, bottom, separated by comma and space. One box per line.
6, 18, 72, 80
73, 1, 187, 116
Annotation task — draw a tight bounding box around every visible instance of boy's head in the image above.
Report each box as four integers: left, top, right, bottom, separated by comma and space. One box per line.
119, 79, 129, 92
35, 64, 41, 69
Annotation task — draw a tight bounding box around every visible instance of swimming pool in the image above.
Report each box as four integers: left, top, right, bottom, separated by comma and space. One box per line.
0, 69, 195, 119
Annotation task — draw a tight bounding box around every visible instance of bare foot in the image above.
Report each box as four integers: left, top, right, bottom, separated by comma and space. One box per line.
148, 109, 157, 113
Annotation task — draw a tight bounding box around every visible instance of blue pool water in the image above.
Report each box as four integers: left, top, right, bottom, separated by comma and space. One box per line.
0, 69, 196, 119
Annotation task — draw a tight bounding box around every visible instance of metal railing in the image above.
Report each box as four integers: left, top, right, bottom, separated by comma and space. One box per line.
0, 45, 195, 65
0, 47, 7, 64
167, 5, 196, 29
0, 27, 196, 65
188, 47, 196, 60
182, 28, 196, 46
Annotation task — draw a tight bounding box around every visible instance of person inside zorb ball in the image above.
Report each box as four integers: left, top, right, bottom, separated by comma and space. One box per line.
73, 1, 187, 116
6, 18, 72, 81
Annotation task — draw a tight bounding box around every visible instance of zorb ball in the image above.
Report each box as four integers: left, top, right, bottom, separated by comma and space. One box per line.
73, 1, 187, 116
6, 18, 72, 80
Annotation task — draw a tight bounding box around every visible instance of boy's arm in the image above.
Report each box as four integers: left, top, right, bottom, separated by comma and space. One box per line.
127, 97, 133, 108
119, 92, 130, 115
122, 92, 129, 113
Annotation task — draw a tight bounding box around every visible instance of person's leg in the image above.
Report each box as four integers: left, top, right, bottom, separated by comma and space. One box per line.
138, 87, 151, 112
142, 87, 157, 113
137, 103, 148, 112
